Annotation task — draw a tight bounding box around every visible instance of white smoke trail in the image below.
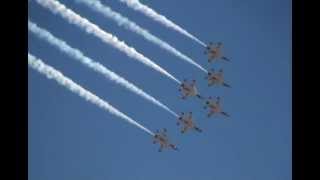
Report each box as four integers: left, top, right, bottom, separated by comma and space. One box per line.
118, 0, 206, 47
28, 20, 178, 117
76, 0, 207, 73
35, 0, 181, 84
28, 53, 155, 136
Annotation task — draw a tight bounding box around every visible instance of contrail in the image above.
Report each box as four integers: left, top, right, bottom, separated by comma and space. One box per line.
28, 20, 178, 118
28, 53, 155, 136
35, 0, 181, 84
76, 0, 207, 73
118, 0, 206, 47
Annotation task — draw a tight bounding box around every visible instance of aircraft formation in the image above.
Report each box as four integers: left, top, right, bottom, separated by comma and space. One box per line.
28, 0, 232, 153
153, 42, 231, 152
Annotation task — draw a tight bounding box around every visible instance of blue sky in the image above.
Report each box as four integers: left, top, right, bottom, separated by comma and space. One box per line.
28, 0, 291, 179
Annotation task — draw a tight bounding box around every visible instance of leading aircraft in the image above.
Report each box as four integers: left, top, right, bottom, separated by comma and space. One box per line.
204, 42, 230, 63
153, 128, 178, 152
177, 112, 202, 133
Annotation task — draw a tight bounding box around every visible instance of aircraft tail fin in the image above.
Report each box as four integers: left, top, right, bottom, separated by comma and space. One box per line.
223, 83, 231, 88
195, 127, 202, 133
197, 94, 204, 99
221, 112, 230, 117
170, 144, 179, 151
222, 57, 230, 62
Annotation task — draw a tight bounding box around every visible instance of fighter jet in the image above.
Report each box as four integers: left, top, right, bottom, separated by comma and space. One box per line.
178, 79, 203, 99
152, 128, 178, 152
204, 42, 230, 63
203, 96, 230, 118
204, 68, 231, 88
177, 112, 202, 133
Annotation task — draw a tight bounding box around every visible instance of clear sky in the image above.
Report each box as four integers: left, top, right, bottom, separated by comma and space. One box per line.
28, 0, 292, 179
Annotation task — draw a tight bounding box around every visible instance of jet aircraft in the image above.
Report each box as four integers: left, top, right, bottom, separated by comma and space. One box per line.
204, 42, 230, 63
203, 96, 230, 118
177, 112, 202, 133
205, 68, 231, 87
153, 128, 178, 152
178, 79, 203, 99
